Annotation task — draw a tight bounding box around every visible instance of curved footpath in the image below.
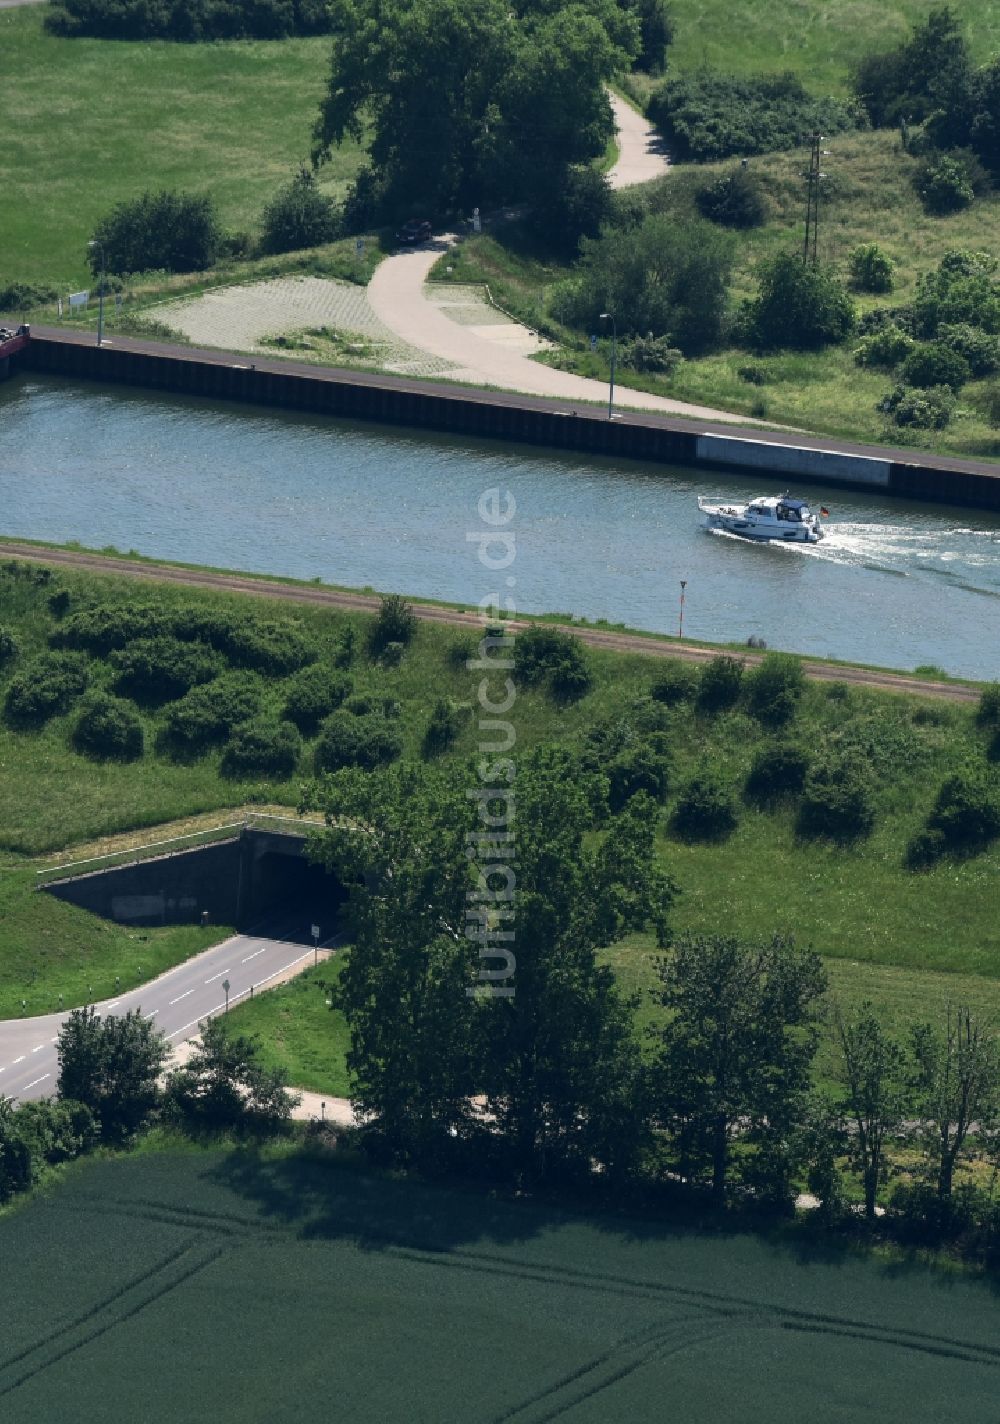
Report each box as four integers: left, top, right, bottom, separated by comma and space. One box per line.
0, 541, 980, 703
367, 97, 747, 422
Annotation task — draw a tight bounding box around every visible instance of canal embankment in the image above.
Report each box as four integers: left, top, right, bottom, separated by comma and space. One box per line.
12, 326, 1000, 511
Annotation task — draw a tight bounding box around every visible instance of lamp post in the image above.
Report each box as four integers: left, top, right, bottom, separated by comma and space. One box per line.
87, 240, 105, 347
599, 311, 617, 420
678, 580, 687, 638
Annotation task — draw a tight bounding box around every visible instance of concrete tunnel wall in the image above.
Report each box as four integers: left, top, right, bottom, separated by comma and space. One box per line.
43, 829, 342, 934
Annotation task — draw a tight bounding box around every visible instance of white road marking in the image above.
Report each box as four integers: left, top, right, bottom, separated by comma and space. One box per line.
168, 949, 314, 1041
104, 1001, 120, 1011
145, 1009, 158, 1020
204, 969, 231, 984
12, 1056, 25, 1065
241, 947, 266, 964
22, 1073, 51, 1092
31, 1044, 44, 1053
168, 989, 195, 1006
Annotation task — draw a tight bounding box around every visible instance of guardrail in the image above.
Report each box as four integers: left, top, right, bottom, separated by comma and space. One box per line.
34, 810, 324, 887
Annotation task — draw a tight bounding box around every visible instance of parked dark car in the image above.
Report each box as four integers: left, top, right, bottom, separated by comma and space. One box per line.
396, 219, 433, 245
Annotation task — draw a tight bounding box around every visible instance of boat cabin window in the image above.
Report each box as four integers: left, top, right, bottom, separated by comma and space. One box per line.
777, 503, 802, 522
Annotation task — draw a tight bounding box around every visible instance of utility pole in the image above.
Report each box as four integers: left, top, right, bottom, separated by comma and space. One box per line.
802, 134, 830, 267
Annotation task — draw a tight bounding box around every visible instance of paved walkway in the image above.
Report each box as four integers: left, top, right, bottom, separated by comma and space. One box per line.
608, 93, 671, 189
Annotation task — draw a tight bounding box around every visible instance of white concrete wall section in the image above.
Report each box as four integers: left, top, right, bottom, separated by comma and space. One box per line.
695, 434, 892, 487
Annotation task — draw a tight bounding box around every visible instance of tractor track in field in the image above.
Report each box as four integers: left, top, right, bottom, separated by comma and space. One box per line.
0, 540, 979, 703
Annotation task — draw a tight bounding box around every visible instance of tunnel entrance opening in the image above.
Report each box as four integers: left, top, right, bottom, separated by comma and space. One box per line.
246, 851, 346, 946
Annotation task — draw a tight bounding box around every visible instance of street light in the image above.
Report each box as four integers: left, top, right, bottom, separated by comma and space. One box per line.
599, 311, 617, 420
87, 240, 105, 347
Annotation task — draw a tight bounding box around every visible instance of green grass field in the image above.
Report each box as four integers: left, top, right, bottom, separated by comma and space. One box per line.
3, 1147, 1000, 1421
2, 558, 999, 1036
440, 125, 1000, 458
666, 0, 1000, 91
0, 8, 358, 291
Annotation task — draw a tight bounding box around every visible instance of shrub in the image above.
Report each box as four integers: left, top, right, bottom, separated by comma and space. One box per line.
797, 757, 875, 841
670, 766, 738, 841
0, 626, 18, 667
742, 252, 855, 351
0, 280, 57, 312
552, 215, 734, 355
853, 324, 914, 368
697, 655, 744, 713
514, 625, 591, 697
48, 588, 72, 617
72, 693, 144, 762
334, 625, 358, 668
978, 682, 1000, 729
878, 383, 956, 429
651, 661, 697, 705
89, 190, 222, 275
696, 168, 768, 228
608, 742, 671, 813
648, 69, 863, 164
530, 165, 612, 259
162, 675, 262, 755
368, 594, 417, 656
110, 637, 225, 704
742, 652, 805, 726
314, 710, 402, 773
914, 154, 974, 215
937, 322, 1000, 376
282, 665, 352, 733
848, 243, 895, 294
619, 334, 683, 374
925, 767, 1000, 852
550, 658, 592, 704
221, 720, 301, 779
175, 611, 316, 676
52, 602, 168, 654
899, 340, 970, 391
260, 170, 340, 256
422, 698, 468, 757
47, 0, 331, 41
744, 742, 810, 804
634, 0, 672, 72
4, 651, 89, 728
912, 250, 1000, 337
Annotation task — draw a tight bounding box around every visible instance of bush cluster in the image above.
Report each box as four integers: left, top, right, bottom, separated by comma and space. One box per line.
3, 651, 89, 728
608, 741, 671, 813
877, 383, 956, 430
797, 756, 876, 841
848, 243, 895, 294
744, 742, 810, 805
670, 765, 738, 841
648, 70, 864, 163
907, 766, 1000, 866
742, 653, 804, 727
740, 252, 855, 352
650, 661, 697, 705
899, 340, 970, 392
937, 323, 1000, 377
368, 594, 417, 657
72, 693, 144, 762
220, 720, 302, 779
88, 190, 222, 276
162, 675, 262, 755
0, 626, 18, 667
513, 625, 591, 702
619, 334, 682, 374
853, 325, 914, 369
282, 665, 352, 734
914, 154, 974, 214
696, 168, 768, 229
0, 1098, 97, 1202
260, 171, 340, 256
696, 655, 744, 713
110, 636, 225, 704
47, 0, 332, 41
314, 710, 403, 773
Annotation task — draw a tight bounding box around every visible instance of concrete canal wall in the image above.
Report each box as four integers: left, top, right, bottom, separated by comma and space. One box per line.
14, 328, 1000, 510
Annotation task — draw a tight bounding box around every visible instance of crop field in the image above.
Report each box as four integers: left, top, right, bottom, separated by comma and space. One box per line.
2, 1148, 1000, 1422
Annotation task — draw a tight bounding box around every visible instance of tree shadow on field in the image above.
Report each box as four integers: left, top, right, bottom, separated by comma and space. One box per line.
206, 1146, 1000, 1317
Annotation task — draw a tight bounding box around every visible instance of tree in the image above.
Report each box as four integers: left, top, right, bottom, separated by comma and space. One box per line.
653, 934, 826, 1207
742, 252, 855, 351
89, 190, 221, 276
911, 1006, 1000, 1199
167, 1018, 298, 1131
57, 1007, 168, 1144
305, 764, 481, 1164
836, 1003, 906, 1220
260, 170, 340, 255
314, 0, 630, 217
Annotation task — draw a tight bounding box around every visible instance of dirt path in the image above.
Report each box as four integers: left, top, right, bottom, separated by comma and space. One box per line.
608, 94, 671, 189
0, 541, 979, 703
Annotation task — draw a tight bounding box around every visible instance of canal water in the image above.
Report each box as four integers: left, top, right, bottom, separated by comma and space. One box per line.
2, 375, 999, 679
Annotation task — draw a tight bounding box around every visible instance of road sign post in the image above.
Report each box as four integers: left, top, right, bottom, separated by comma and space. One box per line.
223, 978, 230, 1013
311, 924, 320, 966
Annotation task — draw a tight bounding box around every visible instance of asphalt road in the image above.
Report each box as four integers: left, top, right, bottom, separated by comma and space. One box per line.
0, 925, 340, 1104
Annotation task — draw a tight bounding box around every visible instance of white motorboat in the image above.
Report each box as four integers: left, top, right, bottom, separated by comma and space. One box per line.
698, 493, 825, 543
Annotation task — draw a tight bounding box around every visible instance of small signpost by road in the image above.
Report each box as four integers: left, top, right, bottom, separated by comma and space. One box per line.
68, 291, 89, 311
311, 924, 321, 966
473, 207, 481, 233
222, 978, 230, 1013
355, 238, 365, 260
